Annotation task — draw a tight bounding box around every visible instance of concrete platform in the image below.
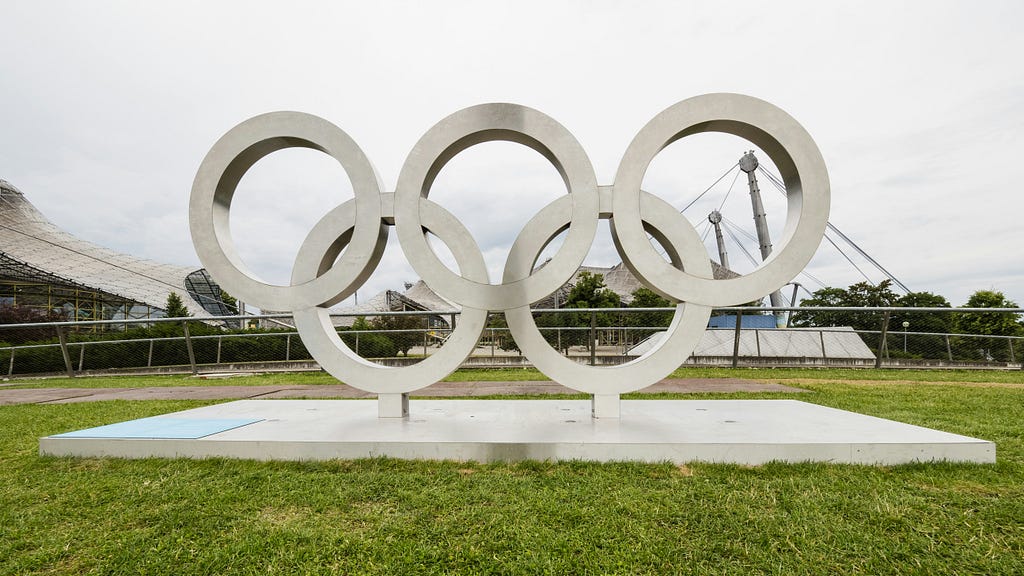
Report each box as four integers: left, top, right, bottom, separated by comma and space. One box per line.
40, 399, 995, 465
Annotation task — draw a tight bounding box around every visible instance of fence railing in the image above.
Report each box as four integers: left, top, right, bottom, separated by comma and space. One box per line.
1, 307, 1022, 378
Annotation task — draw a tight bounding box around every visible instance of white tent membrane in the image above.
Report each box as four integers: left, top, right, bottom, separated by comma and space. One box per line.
0, 179, 215, 318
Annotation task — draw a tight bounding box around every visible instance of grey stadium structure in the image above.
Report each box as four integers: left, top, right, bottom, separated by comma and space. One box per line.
1, 179, 230, 325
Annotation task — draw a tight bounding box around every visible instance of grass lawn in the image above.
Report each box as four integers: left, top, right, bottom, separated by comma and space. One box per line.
4, 365, 1024, 389
1, 371, 1023, 574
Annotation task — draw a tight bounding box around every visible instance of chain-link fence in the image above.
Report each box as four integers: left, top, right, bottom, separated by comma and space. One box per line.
1, 307, 1022, 378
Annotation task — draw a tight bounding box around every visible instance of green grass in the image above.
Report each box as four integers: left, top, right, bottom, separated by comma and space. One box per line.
4, 366, 1023, 390
2, 380, 1024, 574
672, 366, 1024, 384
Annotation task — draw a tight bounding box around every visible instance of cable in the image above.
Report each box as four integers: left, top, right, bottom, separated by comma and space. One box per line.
700, 219, 713, 243
758, 165, 788, 194
756, 164, 912, 293
797, 269, 828, 290
679, 163, 739, 213
822, 231, 874, 285
720, 220, 762, 268
721, 216, 759, 244
716, 168, 742, 212
826, 222, 911, 293
720, 215, 827, 289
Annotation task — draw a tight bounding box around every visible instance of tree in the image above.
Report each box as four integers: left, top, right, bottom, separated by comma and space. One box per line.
549, 272, 623, 354
893, 291, 952, 331
890, 291, 952, 358
566, 271, 621, 309
629, 287, 671, 308
219, 289, 238, 312
954, 290, 1022, 361
340, 317, 397, 359
627, 287, 673, 340
0, 304, 67, 344
164, 292, 192, 318
371, 313, 426, 356
790, 280, 900, 331
486, 313, 518, 353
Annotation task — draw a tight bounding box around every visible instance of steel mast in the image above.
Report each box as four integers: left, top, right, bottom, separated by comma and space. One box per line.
708, 210, 730, 270
740, 150, 785, 327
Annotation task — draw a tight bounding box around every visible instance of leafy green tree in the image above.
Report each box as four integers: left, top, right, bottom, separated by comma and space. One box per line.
488, 313, 520, 353
219, 289, 238, 312
566, 271, 621, 309
0, 304, 67, 344
371, 313, 426, 356
893, 292, 952, 329
629, 287, 671, 308
889, 291, 952, 358
791, 280, 900, 331
340, 317, 397, 359
627, 287, 673, 345
163, 292, 191, 318
954, 290, 1022, 361
553, 272, 623, 354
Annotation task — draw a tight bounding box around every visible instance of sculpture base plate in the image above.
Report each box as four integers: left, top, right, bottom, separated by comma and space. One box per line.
40, 399, 994, 465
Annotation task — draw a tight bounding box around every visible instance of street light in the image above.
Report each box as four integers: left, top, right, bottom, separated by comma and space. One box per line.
902, 321, 910, 353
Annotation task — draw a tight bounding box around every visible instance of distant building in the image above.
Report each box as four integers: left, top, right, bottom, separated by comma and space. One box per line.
0, 179, 230, 325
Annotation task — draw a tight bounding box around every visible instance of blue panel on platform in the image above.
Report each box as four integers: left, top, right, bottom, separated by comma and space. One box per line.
53, 417, 262, 439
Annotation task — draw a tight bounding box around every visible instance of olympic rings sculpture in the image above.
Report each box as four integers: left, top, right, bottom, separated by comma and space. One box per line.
190, 93, 830, 417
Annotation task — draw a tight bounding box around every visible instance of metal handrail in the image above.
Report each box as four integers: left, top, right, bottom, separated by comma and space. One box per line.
3, 307, 1022, 377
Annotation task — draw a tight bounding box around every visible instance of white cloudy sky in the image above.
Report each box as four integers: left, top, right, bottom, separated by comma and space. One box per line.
1, 1, 1022, 310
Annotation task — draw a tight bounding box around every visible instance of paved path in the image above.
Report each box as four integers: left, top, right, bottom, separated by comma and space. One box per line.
0, 378, 805, 406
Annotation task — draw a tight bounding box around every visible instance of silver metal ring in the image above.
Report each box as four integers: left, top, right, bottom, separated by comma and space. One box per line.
612, 93, 830, 305
503, 192, 712, 395
394, 103, 600, 311
190, 111, 387, 310
291, 198, 489, 394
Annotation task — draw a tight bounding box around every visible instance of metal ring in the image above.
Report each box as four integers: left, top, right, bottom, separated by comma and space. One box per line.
503, 192, 712, 395
190, 95, 830, 397
611, 93, 830, 305
394, 103, 600, 310
190, 111, 387, 310
292, 199, 488, 394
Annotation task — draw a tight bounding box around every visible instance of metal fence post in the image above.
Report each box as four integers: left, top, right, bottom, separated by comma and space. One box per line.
590, 311, 597, 366
182, 321, 197, 375
147, 339, 154, 367
875, 311, 891, 369
819, 330, 827, 359
55, 326, 74, 378
945, 334, 953, 362
285, 334, 291, 362
216, 336, 222, 364
1008, 338, 1015, 363
78, 344, 85, 371
732, 311, 743, 368
7, 348, 14, 377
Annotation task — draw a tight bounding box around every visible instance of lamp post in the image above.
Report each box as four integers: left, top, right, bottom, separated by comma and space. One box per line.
902, 321, 910, 353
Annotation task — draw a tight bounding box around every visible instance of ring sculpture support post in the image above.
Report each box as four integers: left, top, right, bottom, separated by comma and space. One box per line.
190, 94, 830, 420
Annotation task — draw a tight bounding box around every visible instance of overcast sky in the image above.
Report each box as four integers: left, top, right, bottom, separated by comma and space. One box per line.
2, 1, 1022, 310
